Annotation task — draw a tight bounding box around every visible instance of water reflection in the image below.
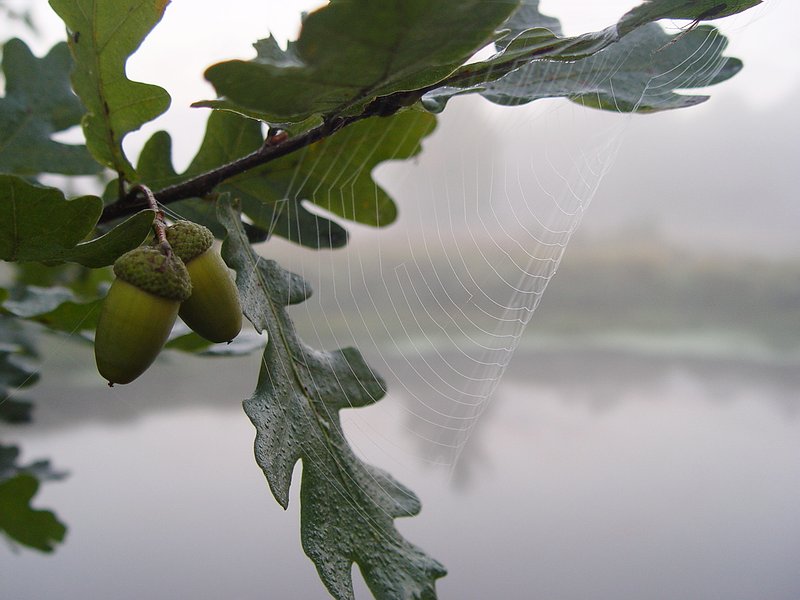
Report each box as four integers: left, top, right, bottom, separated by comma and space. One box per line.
4, 344, 799, 600
387, 344, 800, 485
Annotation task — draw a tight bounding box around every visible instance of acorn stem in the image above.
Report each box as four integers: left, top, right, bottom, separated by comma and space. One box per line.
131, 183, 171, 257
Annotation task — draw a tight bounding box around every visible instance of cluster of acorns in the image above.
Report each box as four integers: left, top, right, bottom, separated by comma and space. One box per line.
94, 220, 242, 385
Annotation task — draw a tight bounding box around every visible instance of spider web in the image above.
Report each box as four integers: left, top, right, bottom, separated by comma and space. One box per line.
0, 1, 773, 597
182, 5, 743, 476
1, 0, 746, 475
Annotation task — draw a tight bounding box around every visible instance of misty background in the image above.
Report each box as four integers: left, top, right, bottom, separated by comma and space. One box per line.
2, 1, 800, 599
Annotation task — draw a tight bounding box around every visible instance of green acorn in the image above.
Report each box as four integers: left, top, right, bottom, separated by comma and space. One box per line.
94, 246, 192, 385
165, 221, 242, 343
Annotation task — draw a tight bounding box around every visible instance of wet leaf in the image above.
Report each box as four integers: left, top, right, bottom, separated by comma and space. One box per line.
423, 0, 757, 112
218, 197, 445, 599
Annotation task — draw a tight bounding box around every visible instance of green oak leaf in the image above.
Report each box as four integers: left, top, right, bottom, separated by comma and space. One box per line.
2, 286, 102, 333
58, 209, 156, 267
231, 111, 436, 228
10, 261, 113, 298
164, 328, 265, 356
0, 175, 102, 262
0, 314, 38, 403
423, 0, 758, 112
0, 343, 39, 399
136, 122, 346, 248
0, 474, 67, 552
196, 0, 519, 122
0, 39, 100, 176
0, 175, 153, 266
496, 0, 561, 44
48, 0, 171, 180
0, 398, 33, 423
0, 444, 67, 483
138, 109, 436, 247
618, 0, 764, 36
482, 24, 742, 112
2, 286, 76, 318
218, 197, 445, 600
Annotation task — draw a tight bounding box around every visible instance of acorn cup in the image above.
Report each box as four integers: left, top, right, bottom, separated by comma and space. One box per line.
94, 246, 192, 385
164, 221, 242, 344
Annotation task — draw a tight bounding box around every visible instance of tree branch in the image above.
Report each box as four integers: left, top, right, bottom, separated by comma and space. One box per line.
96, 52, 518, 227
99, 105, 398, 224
97, 82, 435, 226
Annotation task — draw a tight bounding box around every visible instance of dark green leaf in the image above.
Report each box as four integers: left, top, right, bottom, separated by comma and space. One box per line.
0, 348, 39, 393
165, 328, 265, 356
139, 109, 435, 247
197, 0, 519, 122
0, 474, 67, 552
218, 197, 445, 600
134, 130, 182, 190
423, 0, 758, 112
238, 110, 436, 228
2, 286, 75, 318
0, 175, 149, 266
58, 209, 155, 267
0, 175, 101, 262
0, 398, 33, 423
0, 444, 67, 482
10, 261, 113, 298
0, 444, 68, 554
49, 0, 171, 180
137, 124, 307, 243
2, 286, 101, 333
482, 24, 742, 112
0, 39, 100, 176
497, 0, 561, 43
618, 0, 763, 36
0, 314, 39, 400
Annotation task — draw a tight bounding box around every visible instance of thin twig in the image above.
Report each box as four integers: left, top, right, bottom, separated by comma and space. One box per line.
129, 183, 170, 256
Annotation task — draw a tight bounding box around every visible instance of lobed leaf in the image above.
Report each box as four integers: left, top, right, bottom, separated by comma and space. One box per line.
482, 24, 743, 113
0, 474, 67, 552
423, 0, 759, 113
59, 209, 156, 268
196, 0, 520, 123
0, 398, 34, 424
49, 0, 171, 180
0, 444, 68, 483
2, 285, 102, 333
138, 109, 436, 248
618, 0, 764, 36
231, 111, 436, 228
218, 197, 445, 600
136, 119, 345, 248
165, 327, 265, 356
0, 445, 67, 553
0, 39, 100, 176
0, 175, 102, 262
0, 315, 39, 408
496, 0, 562, 44
0, 175, 154, 266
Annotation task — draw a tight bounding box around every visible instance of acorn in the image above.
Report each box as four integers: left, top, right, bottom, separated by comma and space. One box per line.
94, 246, 192, 385
165, 220, 242, 343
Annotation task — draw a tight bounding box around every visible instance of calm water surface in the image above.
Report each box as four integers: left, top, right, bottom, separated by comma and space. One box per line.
2, 341, 799, 600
